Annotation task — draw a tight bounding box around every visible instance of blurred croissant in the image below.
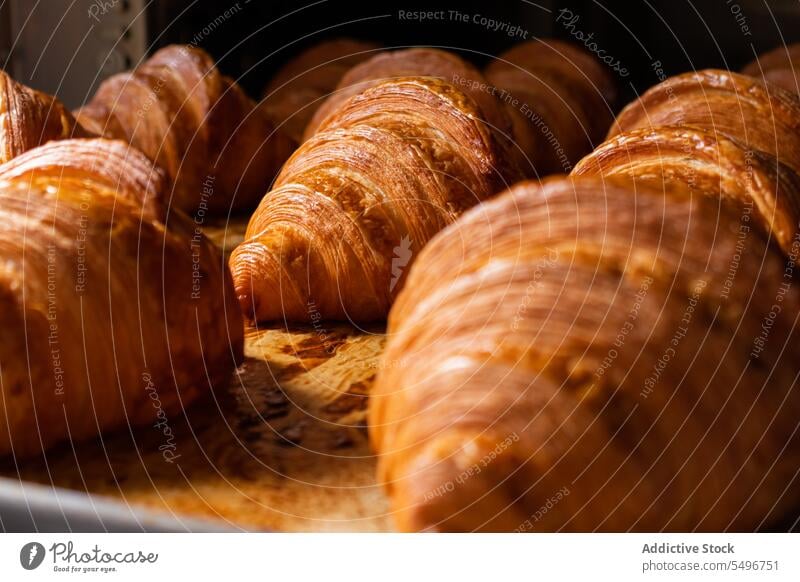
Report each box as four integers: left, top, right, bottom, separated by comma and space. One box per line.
0, 69, 89, 163
370, 176, 800, 532
742, 43, 800, 94
484, 39, 617, 176
232, 65, 523, 323
0, 138, 243, 457
75, 45, 294, 215
260, 38, 380, 145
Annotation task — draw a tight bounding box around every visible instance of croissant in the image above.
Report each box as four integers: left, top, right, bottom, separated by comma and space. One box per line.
0, 69, 89, 164
609, 70, 800, 175
484, 39, 617, 175
742, 43, 800, 94
231, 75, 522, 322
75, 45, 294, 215
261, 38, 380, 145
0, 138, 165, 210
572, 125, 800, 254
302, 48, 513, 145
0, 138, 243, 457
370, 176, 800, 531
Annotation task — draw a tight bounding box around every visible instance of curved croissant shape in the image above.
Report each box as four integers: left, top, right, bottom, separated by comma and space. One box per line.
484, 39, 617, 175
572, 126, 800, 254
0, 139, 243, 457
370, 176, 800, 532
231, 77, 521, 323
75, 45, 294, 215
302, 48, 513, 144
742, 43, 800, 94
261, 38, 381, 145
609, 70, 800, 175
0, 138, 166, 212
487, 39, 618, 107
0, 69, 89, 164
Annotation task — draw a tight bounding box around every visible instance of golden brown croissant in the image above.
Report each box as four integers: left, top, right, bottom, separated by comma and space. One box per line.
0, 138, 243, 457
609, 70, 800, 174
0, 69, 89, 164
0, 138, 165, 211
484, 39, 617, 176
75, 45, 294, 215
742, 44, 800, 94
572, 125, 800, 254
231, 75, 522, 322
302, 48, 513, 144
370, 176, 800, 532
261, 38, 381, 145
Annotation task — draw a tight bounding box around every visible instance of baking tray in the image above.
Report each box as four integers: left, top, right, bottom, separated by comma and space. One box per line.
0, 219, 392, 532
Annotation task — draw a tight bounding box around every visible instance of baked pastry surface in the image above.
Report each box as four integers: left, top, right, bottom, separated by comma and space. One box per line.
610, 70, 800, 174
484, 39, 617, 175
75, 45, 293, 214
0, 70, 89, 164
370, 176, 800, 531
232, 74, 521, 323
261, 38, 381, 145
573, 125, 800, 254
0, 138, 243, 457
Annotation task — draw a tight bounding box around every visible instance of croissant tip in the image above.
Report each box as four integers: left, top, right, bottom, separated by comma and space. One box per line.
236, 290, 259, 323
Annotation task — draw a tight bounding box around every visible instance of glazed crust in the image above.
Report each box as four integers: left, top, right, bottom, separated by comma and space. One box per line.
609, 70, 800, 175
75, 45, 294, 215
261, 38, 381, 145
370, 176, 800, 532
0, 139, 244, 457
231, 76, 521, 323
484, 39, 617, 176
573, 125, 800, 254
302, 48, 513, 145
0, 138, 167, 213
0, 70, 90, 164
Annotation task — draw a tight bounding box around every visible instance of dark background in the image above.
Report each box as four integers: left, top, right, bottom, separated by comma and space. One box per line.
148, 0, 800, 106
2, 0, 798, 108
